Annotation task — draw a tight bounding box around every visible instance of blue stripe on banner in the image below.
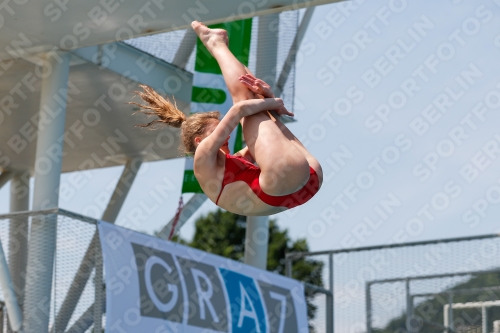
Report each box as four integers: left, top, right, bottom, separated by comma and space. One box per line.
219, 268, 267, 333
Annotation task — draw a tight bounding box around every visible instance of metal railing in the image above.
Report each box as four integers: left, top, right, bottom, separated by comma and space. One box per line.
285, 233, 500, 333
366, 270, 500, 333
0, 209, 103, 333
2, 208, 327, 333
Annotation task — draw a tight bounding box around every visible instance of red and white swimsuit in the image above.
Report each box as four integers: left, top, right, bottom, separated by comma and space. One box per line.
215, 154, 320, 209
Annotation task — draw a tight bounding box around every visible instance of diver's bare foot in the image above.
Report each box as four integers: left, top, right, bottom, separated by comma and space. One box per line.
191, 20, 228, 51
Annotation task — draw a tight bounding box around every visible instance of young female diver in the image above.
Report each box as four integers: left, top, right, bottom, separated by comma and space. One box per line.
131, 21, 323, 216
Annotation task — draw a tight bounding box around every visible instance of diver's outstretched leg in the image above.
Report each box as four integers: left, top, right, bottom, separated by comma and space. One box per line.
192, 21, 311, 195
191, 21, 255, 103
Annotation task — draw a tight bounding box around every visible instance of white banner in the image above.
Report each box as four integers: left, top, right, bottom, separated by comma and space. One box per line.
98, 221, 309, 333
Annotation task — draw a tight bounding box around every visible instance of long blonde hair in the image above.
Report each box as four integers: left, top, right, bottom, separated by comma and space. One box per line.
130, 85, 220, 154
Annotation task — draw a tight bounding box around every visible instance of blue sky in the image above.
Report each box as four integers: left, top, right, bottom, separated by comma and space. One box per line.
2, 0, 500, 252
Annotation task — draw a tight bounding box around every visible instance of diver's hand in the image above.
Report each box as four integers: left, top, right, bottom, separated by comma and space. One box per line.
239, 74, 275, 98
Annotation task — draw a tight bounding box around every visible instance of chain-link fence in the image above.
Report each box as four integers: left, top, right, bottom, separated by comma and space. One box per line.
368, 270, 500, 333
286, 252, 334, 333
10, 208, 498, 333
0, 209, 103, 333
410, 284, 500, 333
1, 208, 328, 333
286, 234, 500, 333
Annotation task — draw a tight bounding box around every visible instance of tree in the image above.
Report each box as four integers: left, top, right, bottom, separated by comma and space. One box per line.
176, 209, 324, 331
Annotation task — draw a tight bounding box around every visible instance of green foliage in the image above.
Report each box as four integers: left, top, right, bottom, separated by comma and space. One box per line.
181, 209, 324, 330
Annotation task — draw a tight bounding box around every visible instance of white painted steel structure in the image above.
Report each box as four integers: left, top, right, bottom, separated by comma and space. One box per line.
0, 44, 193, 174
7, 172, 29, 332
244, 216, 270, 269
285, 233, 500, 333
0, 0, 335, 330
0, 0, 342, 60
23, 52, 70, 333
242, 13, 279, 270
0, 238, 22, 331
444, 300, 500, 333
51, 159, 142, 333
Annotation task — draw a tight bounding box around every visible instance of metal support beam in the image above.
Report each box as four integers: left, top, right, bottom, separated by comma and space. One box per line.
444, 304, 449, 328
448, 300, 500, 308
65, 297, 106, 333
8, 171, 30, 332
102, 158, 143, 223
413, 286, 500, 298
157, 194, 207, 240
23, 51, 70, 333
369, 269, 500, 285
448, 294, 454, 332
93, 238, 103, 333
275, 7, 315, 96
326, 253, 334, 333
405, 279, 413, 332
51, 158, 142, 333
243, 13, 280, 270
172, 29, 197, 69
244, 216, 269, 269
366, 283, 372, 333
72, 42, 192, 103
0, 237, 22, 332
287, 233, 500, 259
482, 306, 487, 333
